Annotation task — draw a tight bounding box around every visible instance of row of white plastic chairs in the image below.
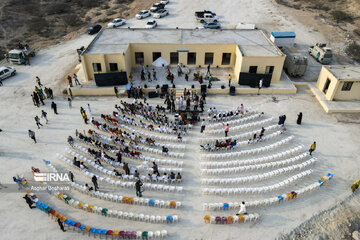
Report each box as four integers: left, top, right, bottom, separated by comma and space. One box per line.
70, 144, 183, 174
51, 157, 184, 193
51, 190, 179, 224
200, 146, 304, 168
203, 173, 334, 211
59, 152, 182, 186
81, 133, 184, 167
203, 117, 273, 135
46, 161, 182, 209
95, 119, 187, 143
201, 170, 312, 195
200, 154, 312, 176
201, 136, 294, 160
90, 128, 186, 150
199, 124, 281, 143
201, 158, 316, 183
206, 112, 263, 129
201, 130, 284, 152
206, 108, 256, 122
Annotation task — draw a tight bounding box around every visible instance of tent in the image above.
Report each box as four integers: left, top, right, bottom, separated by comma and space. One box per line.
152, 57, 169, 68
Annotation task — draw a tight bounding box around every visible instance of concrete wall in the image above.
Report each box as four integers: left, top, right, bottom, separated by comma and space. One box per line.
334, 81, 360, 101
232, 46, 243, 84
316, 66, 339, 101
240, 56, 285, 83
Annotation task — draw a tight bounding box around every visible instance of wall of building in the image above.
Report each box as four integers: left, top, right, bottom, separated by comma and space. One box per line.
240, 56, 285, 83
128, 43, 237, 68
316, 67, 340, 101
232, 46, 243, 83
334, 81, 360, 100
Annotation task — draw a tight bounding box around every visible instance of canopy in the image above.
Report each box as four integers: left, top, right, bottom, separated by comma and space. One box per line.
152, 57, 169, 68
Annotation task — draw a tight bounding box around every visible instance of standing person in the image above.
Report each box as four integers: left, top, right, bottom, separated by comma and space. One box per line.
152, 69, 157, 80
68, 98, 72, 108
114, 86, 118, 98
208, 74, 212, 87
67, 75, 73, 87
48, 88, 53, 99
147, 71, 151, 82
297, 112, 303, 125
207, 64, 211, 75
34, 116, 43, 129
0, 79, 3, 86
224, 123, 229, 137
82, 111, 88, 124
228, 74, 232, 87
41, 110, 48, 124
152, 162, 159, 175
51, 102, 58, 114
25, 55, 30, 65
309, 141, 316, 156
185, 73, 189, 82
69, 171, 74, 182
123, 162, 130, 175
200, 119, 206, 133
28, 130, 36, 143
91, 175, 98, 191
36, 76, 43, 87
199, 98, 204, 112
129, 73, 133, 85
258, 79, 263, 95
135, 179, 143, 197
87, 104, 92, 115
23, 194, 36, 209
57, 218, 66, 232
73, 73, 81, 85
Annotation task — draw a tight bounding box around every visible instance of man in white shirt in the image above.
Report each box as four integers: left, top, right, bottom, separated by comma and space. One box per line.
236, 201, 247, 215
258, 79, 263, 95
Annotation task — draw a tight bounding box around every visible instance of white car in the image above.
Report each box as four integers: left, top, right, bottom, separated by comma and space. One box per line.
107, 18, 126, 28
0, 66, 16, 80
160, 0, 169, 4
145, 20, 157, 28
136, 10, 151, 19
153, 9, 169, 18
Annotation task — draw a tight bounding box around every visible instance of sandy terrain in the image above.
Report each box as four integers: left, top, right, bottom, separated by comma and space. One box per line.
1, 1, 360, 240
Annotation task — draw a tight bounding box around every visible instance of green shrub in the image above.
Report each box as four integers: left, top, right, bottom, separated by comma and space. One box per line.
330, 10, 354, 23
346, 42, 360, 62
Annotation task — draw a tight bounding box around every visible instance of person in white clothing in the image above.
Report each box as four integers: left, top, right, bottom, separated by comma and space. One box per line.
236, 201, 247, 215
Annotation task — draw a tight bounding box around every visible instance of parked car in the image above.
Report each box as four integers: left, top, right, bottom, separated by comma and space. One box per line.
195, 10, 218, 23
203, 22, 221, 29
153, 9, 169, 18
87, 24, 102, 35
145, 20, 157, 29
150, 3, 165, 13
0, 66, 16, 80
107, 18, 126, 28
160, 0, 169, 4
136, 10, 151, 19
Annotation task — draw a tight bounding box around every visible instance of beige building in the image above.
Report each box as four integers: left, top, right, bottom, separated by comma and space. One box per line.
81, 28, 285, 86
316, 65, 360, 101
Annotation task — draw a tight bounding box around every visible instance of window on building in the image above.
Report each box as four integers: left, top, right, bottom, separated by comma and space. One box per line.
249, 66, 258, 73
265, 66, 274, 74
152, 52, 161, 62
109, 63, 118, 72
222, 53, 231, 65
323, 78, 331, 94
170, 52, 179, 64
204, 52, 214, 65
187, 52, 196, 65
135, 52, 144, 65
92, 63, 102, 72
341, 81, 353, 91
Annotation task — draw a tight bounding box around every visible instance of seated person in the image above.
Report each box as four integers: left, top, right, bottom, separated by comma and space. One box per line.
67, 136, 74, 146
170, 172, 175, 180
113, 169, 122, 177
176, 172, 182, 180
162, 146, 169, 153
151, 172, 158, 181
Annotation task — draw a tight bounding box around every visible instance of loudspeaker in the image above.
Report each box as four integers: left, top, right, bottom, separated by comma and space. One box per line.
201, 84, 207, 94
148, 91, 158, 98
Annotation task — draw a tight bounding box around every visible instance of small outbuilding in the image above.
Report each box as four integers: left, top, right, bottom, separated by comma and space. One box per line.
270, 31, 296, 47
317, 65, 360, 101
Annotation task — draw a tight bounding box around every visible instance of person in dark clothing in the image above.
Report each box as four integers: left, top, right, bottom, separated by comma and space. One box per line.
92, 175, 98, 191
57, 219, 66, 232
51, 102, 58, 114
34, 116, 43, 129
48, 88, 53, 99
23, 194, 36, 209
69, 171, 74, 182
28, 129, 36, 143
297, 112, 303, 125
207, 64, 211, 75
152, 162, 159, 175
135, 179, 143, 197
116, 152, 122, 163
114, 87, 118, 98
123, 162, 130, 175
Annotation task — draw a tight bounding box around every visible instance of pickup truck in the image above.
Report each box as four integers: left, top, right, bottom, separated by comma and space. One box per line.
195, 10, 218, 23
8, 47, 36, 65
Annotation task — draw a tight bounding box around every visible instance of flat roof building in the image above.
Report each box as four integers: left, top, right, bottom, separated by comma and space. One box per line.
81, 28, 285, 86
317, 65, 360, 101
